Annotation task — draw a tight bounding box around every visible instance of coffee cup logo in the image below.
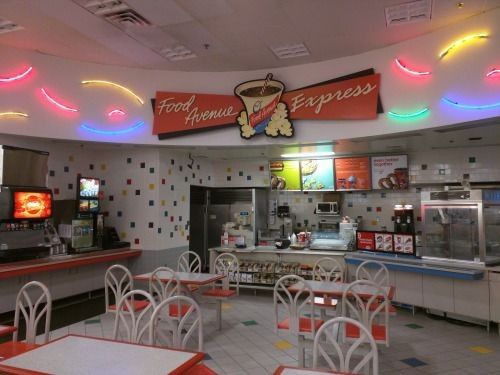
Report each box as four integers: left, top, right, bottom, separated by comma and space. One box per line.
234, 74, 294, 139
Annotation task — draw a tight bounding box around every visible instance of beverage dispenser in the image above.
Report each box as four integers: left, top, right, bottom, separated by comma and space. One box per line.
394, 204, 415, 234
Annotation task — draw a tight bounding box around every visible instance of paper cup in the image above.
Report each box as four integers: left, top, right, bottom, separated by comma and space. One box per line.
235, 78, 284, 134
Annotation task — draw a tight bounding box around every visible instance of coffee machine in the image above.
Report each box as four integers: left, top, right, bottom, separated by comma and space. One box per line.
394, 204, 415, 234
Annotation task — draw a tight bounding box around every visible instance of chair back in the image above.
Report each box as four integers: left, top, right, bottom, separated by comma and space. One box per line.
273, 275, 316, 336
213, 252, 239, 294
105, 264, 134, 313
149, 266, 180, 302
342, 280, 389, 346
113, 290, 156, 344
355, 260, 389, 286
13, 281, 52, 344
177, 251, 202, 273
149, 295, 203, 351
313, 257, 344, 282
313, 316, 379, 374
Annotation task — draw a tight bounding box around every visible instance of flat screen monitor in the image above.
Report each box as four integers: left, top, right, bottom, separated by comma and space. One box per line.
78, 198, 99, 214
78, 177, 100, 198
13, 191, 53, 219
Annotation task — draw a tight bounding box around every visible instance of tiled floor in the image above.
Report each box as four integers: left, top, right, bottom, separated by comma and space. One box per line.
46, 291, 500, 374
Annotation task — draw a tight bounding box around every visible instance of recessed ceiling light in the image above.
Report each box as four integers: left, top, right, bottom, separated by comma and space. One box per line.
271, 43, 310, 59
160, 45, 197, 61
280, 151, 335, 158
0, 17, 23, 35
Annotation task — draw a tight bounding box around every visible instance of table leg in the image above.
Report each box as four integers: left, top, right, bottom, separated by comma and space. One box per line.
216, 300, 222, 331
298, 335, 305, 367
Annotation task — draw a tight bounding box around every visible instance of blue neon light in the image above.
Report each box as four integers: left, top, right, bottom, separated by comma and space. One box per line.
442, 97, 500, 110
81, 121, 145, 135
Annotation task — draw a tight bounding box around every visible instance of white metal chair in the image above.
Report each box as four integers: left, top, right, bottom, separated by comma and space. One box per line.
177, 250, 203, 293
313, 316, 379, 375
274, 275, 324, 367
0, 281, 52, 360
112, 289, 156, 344
312, 257, 344, 318
201, 252, 239, 330
105, 264, 149, 314
149, 266, 190, 318
356, 260, 396, 315
342, 280, 390, 347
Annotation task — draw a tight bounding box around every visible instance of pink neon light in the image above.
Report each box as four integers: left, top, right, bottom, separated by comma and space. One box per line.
40, 88, 79, 112
107, 109, 126, 117
0, 66, 33, 83
394, 58, 431, 76
486, 68, 499, 77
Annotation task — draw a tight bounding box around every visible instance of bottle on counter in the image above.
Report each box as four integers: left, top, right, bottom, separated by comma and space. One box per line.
290, 232, 297, 244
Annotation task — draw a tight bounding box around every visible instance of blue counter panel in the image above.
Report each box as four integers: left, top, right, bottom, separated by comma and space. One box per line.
345, 257, 484, 280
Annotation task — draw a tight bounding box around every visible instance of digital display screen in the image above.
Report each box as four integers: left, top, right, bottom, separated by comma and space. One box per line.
79, 199, 99, 213
13, 191, 52, 219
79, 177, 100, 198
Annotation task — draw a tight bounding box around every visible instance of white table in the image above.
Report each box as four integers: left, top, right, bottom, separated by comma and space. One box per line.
0, 334, 204, 375
134, 271, 224, 285
288, 280, 394, 300
274, 365, 357, 374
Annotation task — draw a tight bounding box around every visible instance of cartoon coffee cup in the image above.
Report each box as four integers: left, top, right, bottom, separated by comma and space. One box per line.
234, 78, 285, 134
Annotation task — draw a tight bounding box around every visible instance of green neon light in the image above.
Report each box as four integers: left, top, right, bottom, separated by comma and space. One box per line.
388, 108, 429, 119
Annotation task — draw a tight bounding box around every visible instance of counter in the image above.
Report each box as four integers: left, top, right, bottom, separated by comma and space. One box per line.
0, 248, 141, 314
209, 246, 348, 290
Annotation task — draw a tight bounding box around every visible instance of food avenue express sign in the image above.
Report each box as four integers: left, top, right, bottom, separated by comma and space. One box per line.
152, 69, 382, 140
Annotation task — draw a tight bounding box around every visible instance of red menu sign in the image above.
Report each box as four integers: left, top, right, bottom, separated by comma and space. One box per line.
334, 157, 371, 190
357, 231, 375, 250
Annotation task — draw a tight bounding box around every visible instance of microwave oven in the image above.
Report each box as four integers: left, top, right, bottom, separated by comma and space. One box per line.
316, 202, 339, 215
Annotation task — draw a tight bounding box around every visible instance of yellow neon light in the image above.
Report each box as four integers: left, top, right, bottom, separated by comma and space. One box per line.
81, 80, 144, 104
0, 111, 29, 118
439, 33, 488, 59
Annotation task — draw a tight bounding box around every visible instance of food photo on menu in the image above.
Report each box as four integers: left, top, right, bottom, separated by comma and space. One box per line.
371, 155, 409, 190
334, 157, 371, 190
394, 234, 415, 254
300, 159, 334, 190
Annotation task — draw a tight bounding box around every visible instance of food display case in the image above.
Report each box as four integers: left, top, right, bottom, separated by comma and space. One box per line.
421, 189, 500, 265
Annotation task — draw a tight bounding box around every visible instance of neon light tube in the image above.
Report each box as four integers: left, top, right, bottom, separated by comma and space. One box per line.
108, 109, 126, 117
281, 151, 335, 158
394, 59, 431, 76
81, 80, 144, 104
439, 33, 488, 59
0, 66, 33, 83
0, 112, 29, 118
486, 68, 499, 78
442, 97, 500, 110
40, 88, 79, 112
388, 108, 429, 118
81, 121, 145, 135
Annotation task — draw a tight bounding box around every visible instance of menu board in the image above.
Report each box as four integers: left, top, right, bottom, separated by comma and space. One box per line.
356, 230, 416, 256
269, 160, 301, 190
300, 159, 334, 191
371, 155, 409, 190
334, 157, 371, 190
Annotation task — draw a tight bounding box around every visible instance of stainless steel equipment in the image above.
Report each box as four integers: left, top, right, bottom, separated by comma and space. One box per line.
421, 189, 500, 265
0, 145, 48, 187
309, 231, 350, 251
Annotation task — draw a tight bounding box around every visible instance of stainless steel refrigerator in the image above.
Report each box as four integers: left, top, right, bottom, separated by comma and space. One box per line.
189, 187, 267, 270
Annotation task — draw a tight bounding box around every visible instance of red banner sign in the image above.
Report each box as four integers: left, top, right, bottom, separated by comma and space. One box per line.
153, 72, 381, 139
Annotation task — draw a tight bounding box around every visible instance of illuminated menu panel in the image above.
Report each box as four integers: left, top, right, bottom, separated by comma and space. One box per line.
371, 155, 408, 190
269, 160, 301, 190
334, 157, 371, 191
300, 159, 334, 191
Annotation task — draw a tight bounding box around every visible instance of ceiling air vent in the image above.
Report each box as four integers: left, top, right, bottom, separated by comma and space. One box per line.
385, 0, 432, 26
77, 0, 151, 27
271, 43, 310, 59
0, 17, 23, 35
160, 45, 197, 62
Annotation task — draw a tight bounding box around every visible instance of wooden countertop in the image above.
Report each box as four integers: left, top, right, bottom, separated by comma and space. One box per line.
0, 248, 141, 279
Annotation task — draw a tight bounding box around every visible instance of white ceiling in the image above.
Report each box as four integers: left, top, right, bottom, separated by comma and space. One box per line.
0, 0, 498, 72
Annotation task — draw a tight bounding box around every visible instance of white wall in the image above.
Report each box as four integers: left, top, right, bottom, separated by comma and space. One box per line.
0, 9, 498, 146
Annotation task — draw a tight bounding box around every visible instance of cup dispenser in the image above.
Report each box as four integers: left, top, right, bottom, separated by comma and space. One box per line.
394, 204, 415, 234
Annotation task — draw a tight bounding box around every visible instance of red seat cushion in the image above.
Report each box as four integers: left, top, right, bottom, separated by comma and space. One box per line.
346, 322, 387, 342
183, 363, 218, 375
277, 317, 324, 333
0, 325, 16, 337
368, 301, 397, 314
313, 296, 338, 308
169, 304, 191, 317
109, 299, 149, 312
0, 341, 39, 360
202, 289, 236, 298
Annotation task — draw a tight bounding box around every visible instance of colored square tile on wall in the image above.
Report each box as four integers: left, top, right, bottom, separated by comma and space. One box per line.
161, 200, 165, 206
181, 196, 185, 202
164, 211, 168, 217
117, 211, 122, 217
120, 232, 126, 239
179, 166, 183, 172
367, 207, 372, 212
149, 200, 154, 206
134, 238, 140, 245
109, 195, 114, 201
135, 190, 140, 195
376, 207, 382, 212
68, 183, 73, 190
53, 188, 60, 195
89, 164, 94, 170
247, 176, 251, 180
149, 184, 155, 190
170, 185, 174, 191
149, 167, 154, 173
227, 176, 231, 181
64, 166, 69, 172
469, 156, 476, 163
348, 202, 353, 207
227, 167, 231, 173
184, 177, 188, 182
157, 228, 161, 234
100, 164, 106, 171
130, 222, 135, 228
49, 170, 55, 177
239, 171, 243, 176
168, 169, 172, 175
170, 232, 173, 238
126, 157, 132, 164
127, 179, 132, 185
161, 178, 165, 184
259, 166, 264, 171
140, 162, 145, 168
421, 164, 427, 170
171, 159, 174, 165
101, 180, 105, 186
381, 192, 386, 198
148, 222, 154, 228
173, 201, 177, 206
122, 190, 127, 196
68, 155, 74, 162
